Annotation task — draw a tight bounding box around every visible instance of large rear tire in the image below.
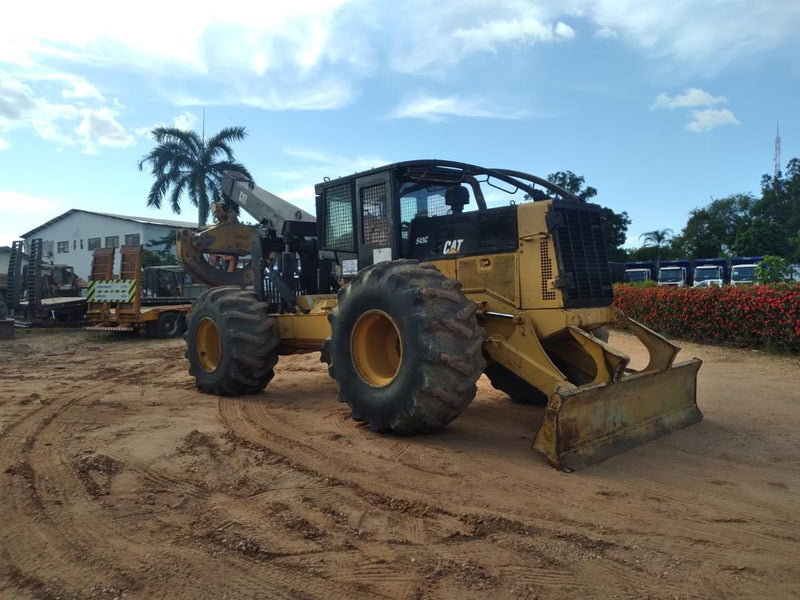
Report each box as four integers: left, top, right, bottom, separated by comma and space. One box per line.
185, 287, 279, 395
325, 260, 485, 434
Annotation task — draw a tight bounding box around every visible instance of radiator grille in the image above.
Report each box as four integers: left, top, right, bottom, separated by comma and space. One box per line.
550, 203, 613, 307
540, 241, 556, 300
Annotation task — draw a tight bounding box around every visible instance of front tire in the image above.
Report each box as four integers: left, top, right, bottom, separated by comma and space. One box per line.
325, 260, 485, 434
185, 287, 279, 395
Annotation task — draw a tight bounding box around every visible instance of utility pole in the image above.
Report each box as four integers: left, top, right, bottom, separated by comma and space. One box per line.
774, 122, 781, 178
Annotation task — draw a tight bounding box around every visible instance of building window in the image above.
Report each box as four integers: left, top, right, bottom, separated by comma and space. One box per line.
80, 239, 84, 250
73, 239, 77, 250
57, 241, 70, 253
88, 237, 101, 251
125, 233, 141, 246
105, 236, 119, 248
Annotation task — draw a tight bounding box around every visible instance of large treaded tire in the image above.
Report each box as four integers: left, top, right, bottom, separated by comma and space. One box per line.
185, 287, 279, 396
484, 362, 548, 405
324, 260, 485, 434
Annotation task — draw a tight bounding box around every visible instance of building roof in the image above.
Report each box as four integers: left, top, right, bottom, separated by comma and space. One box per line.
21, 209, 197, 238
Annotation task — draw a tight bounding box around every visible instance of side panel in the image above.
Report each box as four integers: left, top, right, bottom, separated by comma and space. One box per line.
517, 202, 564, 310
456, 254, 519, 307
408, 205, 518, 261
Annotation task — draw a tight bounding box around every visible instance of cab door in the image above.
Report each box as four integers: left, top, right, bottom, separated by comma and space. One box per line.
355, 171, 397, 269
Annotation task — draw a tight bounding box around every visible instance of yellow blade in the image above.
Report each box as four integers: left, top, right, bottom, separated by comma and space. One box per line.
533, 359, 702, 471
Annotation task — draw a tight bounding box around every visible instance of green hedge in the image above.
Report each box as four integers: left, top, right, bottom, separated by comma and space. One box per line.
612, 283, 800, 352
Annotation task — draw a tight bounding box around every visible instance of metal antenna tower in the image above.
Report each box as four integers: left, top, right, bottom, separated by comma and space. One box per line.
774, 122, 781, 178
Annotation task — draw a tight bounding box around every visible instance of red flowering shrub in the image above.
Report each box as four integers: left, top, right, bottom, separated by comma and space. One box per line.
612, 283, 800, 352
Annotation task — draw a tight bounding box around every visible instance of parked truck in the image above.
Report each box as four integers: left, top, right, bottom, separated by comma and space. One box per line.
624, 261, 657, 283
658, 259, 693, 287
693, 258, 729, 287
730, 256, 763, 285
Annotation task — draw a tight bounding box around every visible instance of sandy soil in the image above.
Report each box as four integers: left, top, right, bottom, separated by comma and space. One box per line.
0, 327, 798, 600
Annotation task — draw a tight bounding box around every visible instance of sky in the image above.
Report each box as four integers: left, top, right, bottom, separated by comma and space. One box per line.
1, 0, 799, 249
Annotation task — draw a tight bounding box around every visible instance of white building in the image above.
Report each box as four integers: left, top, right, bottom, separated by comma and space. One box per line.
20, 210, 197, 280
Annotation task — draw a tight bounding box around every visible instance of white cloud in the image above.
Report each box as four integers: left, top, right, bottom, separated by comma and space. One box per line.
170, 77, 354, 112
173, 111, 198, 131
686, 108, 739, 132
22, 73, 105, 101
594, 27, 618, 39
0, 190, 59, 211
75, 107, 135, 153
268, 148, 389, 213
390, 93, 532, 121
650, 87, 738, 132
1, 1, 798, 119
0, 136, 8, 150
0, 70, 133, 152
651, 88, 726, 110
454, 18, 575, 53
585, 1, 800, 73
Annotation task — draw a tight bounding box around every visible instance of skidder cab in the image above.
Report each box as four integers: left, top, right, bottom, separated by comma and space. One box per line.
179, 160, 702, 471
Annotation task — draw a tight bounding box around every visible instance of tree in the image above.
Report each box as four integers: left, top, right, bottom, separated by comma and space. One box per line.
547, 170, 597, 201
744, 158, 800, 261
731, 217, 788, 257
599, 207, 631, 262
144, 231, 179, 267
142, 249, 178, 268
138, 126, 252, 227
543, 171, 629, 261
147, 231, 177, 253
639, 229, 673, 266
755, 255, 794, 284
680, 194, 754, 258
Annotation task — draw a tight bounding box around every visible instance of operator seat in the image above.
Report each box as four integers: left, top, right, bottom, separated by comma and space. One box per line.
445, 185, 470, 215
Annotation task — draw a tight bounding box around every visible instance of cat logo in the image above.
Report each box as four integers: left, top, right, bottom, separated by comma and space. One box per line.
442, 239, 464, 255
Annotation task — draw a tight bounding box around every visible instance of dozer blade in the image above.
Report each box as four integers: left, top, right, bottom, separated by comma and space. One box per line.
533, 359, 702, 471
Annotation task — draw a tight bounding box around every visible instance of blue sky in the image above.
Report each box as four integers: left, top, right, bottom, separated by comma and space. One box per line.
1, 0, 798, 248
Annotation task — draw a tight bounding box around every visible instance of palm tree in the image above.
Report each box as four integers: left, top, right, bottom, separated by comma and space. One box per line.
138, 126, 252, 227
639, 228, 673, 266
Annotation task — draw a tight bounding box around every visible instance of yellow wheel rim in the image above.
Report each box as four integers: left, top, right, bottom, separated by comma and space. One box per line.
351, 310, 402, 387
196, 317, 222, 373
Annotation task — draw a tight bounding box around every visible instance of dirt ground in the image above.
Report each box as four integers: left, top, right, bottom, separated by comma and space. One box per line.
0, 327, 798, 600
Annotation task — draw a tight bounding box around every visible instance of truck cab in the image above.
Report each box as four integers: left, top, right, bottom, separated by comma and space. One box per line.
658, 259, 693, 287
693, 258, 729, 288
624, 261, 656, 283
730, 256, 763, 286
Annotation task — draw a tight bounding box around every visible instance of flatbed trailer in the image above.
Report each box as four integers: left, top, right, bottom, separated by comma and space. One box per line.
86, 245, 191, 338
17, 296, 87, 323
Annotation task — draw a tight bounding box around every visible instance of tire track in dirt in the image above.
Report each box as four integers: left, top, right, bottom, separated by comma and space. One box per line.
3, 330, 799, 599
0, 382, 135, 594
219, 394, 690, 596
220, 370, 800, 598
0, 379, 387, 600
